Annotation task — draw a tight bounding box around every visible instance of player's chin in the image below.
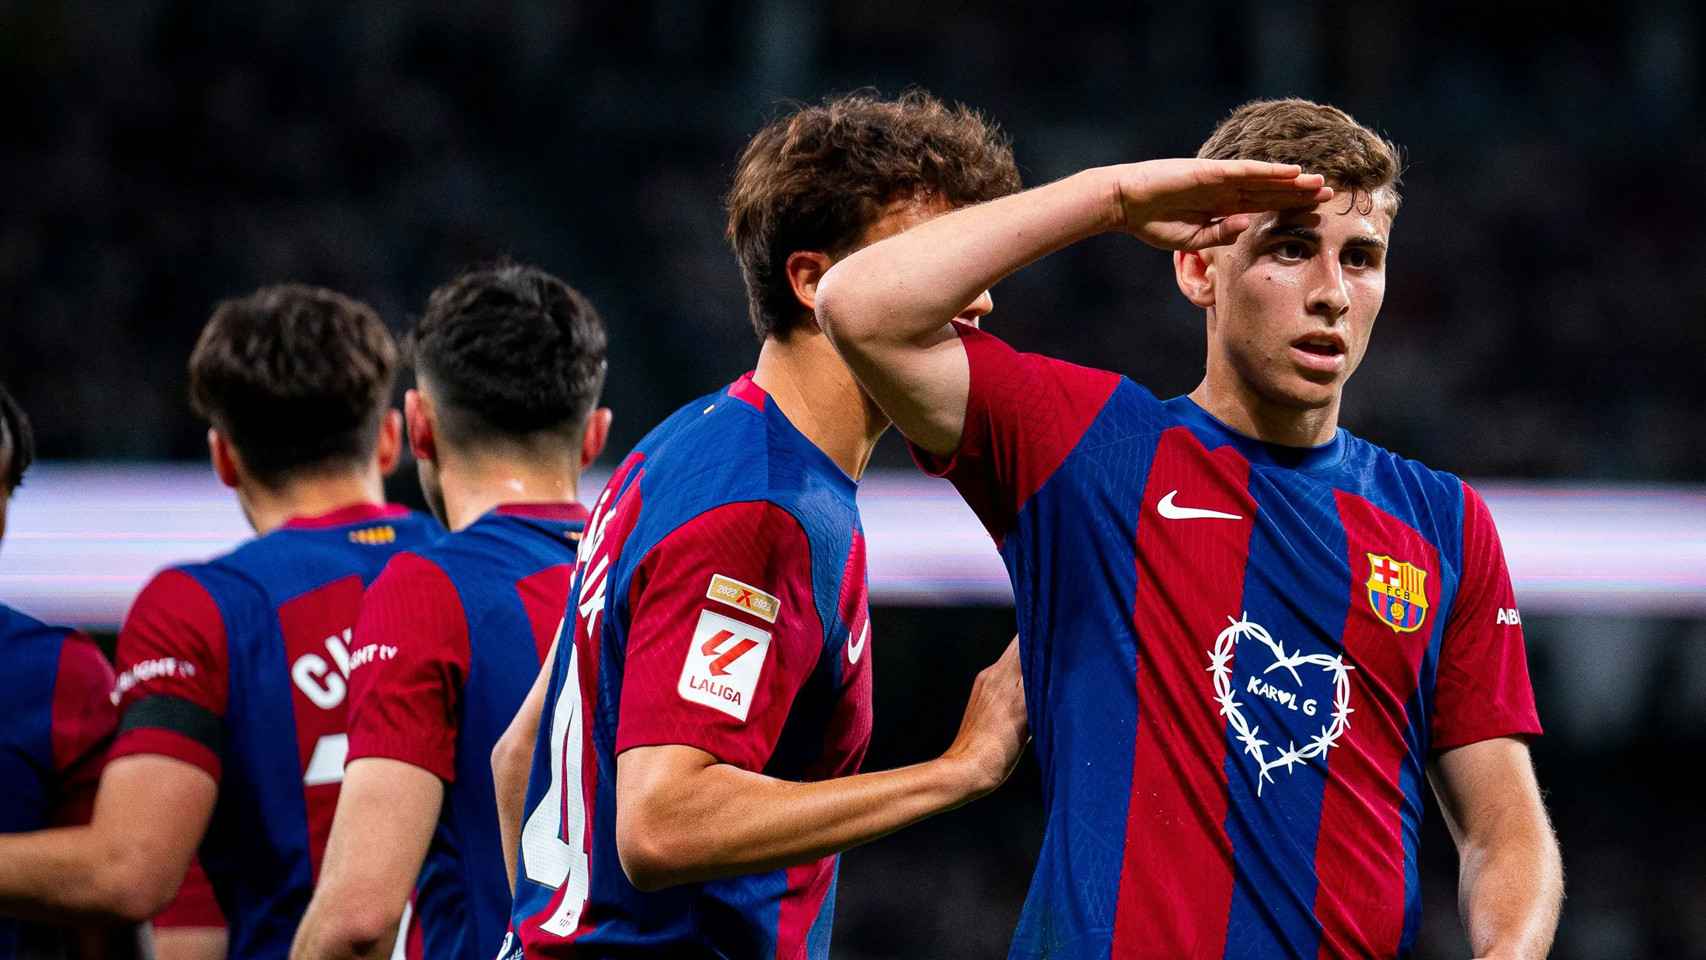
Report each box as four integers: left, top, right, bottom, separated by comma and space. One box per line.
1263, 370, 1341, 411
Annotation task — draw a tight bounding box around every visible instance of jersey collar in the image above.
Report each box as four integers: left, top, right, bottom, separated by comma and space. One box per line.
491, 501, 591, 523
281, 502, 409, 530
1164, 396, 1347, 474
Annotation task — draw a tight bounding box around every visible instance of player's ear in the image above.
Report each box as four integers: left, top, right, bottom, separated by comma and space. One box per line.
375, 409, 404, 478
404, 389, 436, 465
1174, 250, 1216, 309
784, 250, 833, 330
208, 428, 242, 489
580, 407, 612, 470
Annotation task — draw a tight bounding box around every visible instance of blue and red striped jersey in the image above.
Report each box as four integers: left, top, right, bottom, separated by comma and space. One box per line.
507, 373, 873, 959
110, 502, 439, 960
0, 602, 117, 959
914, 325, 1541, 960
345, 502, 588, 959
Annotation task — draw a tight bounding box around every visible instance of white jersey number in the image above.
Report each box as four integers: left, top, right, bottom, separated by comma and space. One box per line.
519, 638, 591, 936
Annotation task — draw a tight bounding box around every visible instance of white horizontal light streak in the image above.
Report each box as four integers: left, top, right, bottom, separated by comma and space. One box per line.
1, 464, 1701, 628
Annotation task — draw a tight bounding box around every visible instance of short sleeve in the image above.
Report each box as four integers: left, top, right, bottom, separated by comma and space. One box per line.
345, 553, 470, 783
614, 501, 827, 772
48, 633, 119, 826
907, 322, 1120, 544
1431, 483, 1543, 751
110, 568, 230, 780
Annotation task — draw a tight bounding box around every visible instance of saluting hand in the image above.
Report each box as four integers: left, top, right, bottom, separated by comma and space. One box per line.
1113, 158, 1333, 252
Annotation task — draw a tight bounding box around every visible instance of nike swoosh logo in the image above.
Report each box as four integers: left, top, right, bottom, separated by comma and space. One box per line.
847, 619, 870, 664
1157, 490, 1244, 521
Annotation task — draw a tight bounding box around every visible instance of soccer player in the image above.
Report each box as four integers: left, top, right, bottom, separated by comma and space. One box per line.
0, 286, 440, 959
0, 384, 137, 959
289, 263, 612, 960
817, 99, 1563, 959
498, 91, 1030, 959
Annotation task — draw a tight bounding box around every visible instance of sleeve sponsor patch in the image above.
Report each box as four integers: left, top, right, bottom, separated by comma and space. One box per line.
677, 609, 771, 721
705, 574, 780, 624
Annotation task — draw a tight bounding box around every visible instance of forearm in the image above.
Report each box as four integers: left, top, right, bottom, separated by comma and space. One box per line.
290, 901, 397, 960
620, 753, 986, 890
817, 167, 1120, 348
493, 730, 532, 891
1458, 819, 1563, 960
0, 828, 158, 922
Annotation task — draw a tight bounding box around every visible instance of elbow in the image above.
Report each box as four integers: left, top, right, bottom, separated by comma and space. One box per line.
615, 806, 690, 893
320, 903, 405, 956
811, 266, 871, 348
94, 862, 177, 925
491, 729, 525, 791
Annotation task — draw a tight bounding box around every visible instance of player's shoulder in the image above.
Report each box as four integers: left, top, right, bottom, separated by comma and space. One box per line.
220, 504, 439, 593
0, 600, 76, 656
1334, 429, 1471, 539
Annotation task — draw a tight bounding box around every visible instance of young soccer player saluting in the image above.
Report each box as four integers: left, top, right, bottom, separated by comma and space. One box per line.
0, 287, 440, 959
291, 264, 612, 960
497, 92, 1029, 959
818, 99, 1562, 959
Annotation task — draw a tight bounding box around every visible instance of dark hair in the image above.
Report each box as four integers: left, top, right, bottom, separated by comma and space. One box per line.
0, 381, 34, 492
411, 262, 608, 449
189, 284, 398, 489
726, 89, 1021, 340
1198, 98, 1403, 214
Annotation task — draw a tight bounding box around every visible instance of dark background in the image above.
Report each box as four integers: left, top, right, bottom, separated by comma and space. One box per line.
5, 2, 1704, 957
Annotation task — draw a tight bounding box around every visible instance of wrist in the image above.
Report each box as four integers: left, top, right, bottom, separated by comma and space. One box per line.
1082, 166, 1134, 235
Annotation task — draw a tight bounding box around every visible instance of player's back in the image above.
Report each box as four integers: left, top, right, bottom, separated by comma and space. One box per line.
347, 504, 587, 959
0, 602, 116, 959
111, 504, 439, 960
509, 374, 874, 959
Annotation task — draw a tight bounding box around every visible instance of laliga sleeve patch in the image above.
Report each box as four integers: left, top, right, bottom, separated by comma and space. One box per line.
677, 609, 772, 722
705, 573, 781, 624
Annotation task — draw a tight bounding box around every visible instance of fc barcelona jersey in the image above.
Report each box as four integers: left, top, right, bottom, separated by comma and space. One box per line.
915, 324, 1541, 960
110, 503, 440, 960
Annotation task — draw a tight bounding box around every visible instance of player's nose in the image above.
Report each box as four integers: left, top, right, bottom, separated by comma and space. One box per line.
1306, 258, 1350, 321
957, 290, 995, 327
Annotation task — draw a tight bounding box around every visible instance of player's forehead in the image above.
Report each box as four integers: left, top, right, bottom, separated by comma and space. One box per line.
857, 193, 954, 247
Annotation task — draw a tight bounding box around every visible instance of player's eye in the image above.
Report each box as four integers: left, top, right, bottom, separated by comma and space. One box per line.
1344, 248, 1376, 269
1273, 241, 1309, 262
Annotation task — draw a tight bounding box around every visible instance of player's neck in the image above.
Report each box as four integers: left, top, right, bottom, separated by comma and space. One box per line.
1188, 373, 1341, 449
239, 467, 387, 536
435, 453, 581, 532
752, 329, 887, 481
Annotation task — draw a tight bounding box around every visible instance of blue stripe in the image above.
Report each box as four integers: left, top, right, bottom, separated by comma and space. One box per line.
1220, 469, 1351, 960
1005, 380, 1164, 959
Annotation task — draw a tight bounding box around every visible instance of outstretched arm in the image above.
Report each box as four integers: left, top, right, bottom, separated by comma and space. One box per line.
616, 638, 1026, 890
815, 160, 1329, 455
1430, 737, 1562, 960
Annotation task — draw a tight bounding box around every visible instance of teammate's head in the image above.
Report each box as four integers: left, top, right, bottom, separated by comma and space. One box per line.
405, 262, 612, 524
1175, 98, 1403, 418
727, 90, 1021, 342
189, 284, 402, 495
0, 381, 35, 545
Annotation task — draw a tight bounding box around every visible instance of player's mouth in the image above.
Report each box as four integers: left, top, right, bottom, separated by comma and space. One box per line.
1289, 332, 1347, 375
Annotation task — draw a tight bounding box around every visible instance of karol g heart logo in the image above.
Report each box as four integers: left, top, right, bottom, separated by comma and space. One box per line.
1208, 614, 1355, 797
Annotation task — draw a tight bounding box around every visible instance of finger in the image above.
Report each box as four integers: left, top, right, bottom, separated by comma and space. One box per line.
1186, 213, 1254, 250
1218, 159, 1304, 181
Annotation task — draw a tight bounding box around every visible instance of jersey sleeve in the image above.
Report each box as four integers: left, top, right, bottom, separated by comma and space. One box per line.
1431, 483, 1543, 751
907, 322, 1121, 544
345, 553, 470, 783
614, 501, 828, 772
110, 568, 230, 780
48, 633, 119, 826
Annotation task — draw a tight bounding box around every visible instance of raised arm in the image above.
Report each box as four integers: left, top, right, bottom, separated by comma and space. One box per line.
1429, 737, 1562, 960
815, 160, 1329, 455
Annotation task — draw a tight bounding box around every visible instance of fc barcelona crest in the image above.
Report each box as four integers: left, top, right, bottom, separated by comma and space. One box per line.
1365, 553, 1429, 633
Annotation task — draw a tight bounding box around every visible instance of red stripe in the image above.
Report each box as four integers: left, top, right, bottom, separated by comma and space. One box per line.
110, 727, 223, 781
1312, 492, 1438, 958
729, 372, 768, 411
1112, 427, 1255, 957
774, 860, 834, 959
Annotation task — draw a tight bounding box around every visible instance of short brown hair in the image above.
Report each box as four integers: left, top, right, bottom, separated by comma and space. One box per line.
1198, 98, 1402, 214
412, 261, 608, 449
726, 90, 1021, 340
190, 284, 398, 489
0, 380, 33, 493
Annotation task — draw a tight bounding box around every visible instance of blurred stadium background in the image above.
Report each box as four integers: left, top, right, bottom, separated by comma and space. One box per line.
3, 2, 1704, 957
